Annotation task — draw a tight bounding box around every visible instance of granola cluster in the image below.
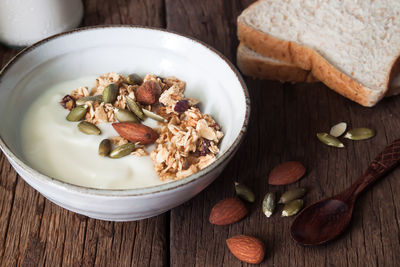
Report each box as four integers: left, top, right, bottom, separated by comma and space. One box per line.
150, 79, 224, 181
62, 72, 223, 181
68, 73, 137, 124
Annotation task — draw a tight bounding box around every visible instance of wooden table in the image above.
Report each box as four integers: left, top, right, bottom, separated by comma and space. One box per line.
1, 0, 399, 266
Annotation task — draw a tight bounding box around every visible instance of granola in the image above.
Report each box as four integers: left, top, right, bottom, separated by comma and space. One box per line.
61, 73, 223, 181
150, 80, 223, 181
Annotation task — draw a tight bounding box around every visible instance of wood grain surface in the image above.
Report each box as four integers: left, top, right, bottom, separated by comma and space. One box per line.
0, 0, 399, 266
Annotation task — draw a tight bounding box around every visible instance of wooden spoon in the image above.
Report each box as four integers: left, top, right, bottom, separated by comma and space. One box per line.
291, 138, 400, 246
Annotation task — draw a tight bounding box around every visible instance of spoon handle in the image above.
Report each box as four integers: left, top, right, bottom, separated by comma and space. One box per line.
348, 138, 400, 198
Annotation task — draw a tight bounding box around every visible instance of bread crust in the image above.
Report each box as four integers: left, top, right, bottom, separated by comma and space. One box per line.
237, 7, 388, 107
237, 44, 317, 83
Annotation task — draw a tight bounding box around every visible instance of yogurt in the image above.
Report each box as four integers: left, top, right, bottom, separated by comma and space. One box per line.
21, 77, 165, 189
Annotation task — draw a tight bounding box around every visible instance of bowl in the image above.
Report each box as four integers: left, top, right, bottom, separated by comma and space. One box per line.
0, 26, 249, 221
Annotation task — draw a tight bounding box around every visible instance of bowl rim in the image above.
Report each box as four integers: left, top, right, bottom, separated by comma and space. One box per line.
0, 25, 250, 197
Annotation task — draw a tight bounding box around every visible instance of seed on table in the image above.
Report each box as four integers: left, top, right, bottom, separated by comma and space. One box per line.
317, 132, 345, 148
329, 122, 347, 137
268, 161, 306, 185
282, 199, 304, 217
278, 188, 306, 204
344, 128, 375, 140
262, 192, 276, 218
234, 182, 255, 202
209, 197, 248, 225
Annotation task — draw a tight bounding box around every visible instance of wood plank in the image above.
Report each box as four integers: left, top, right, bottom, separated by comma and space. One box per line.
166, 0, 400, 266
0, 1, 167, 266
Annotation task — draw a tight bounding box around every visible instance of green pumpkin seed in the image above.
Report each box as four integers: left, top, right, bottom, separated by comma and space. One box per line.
282, 199, 304, 217
98, 139, 111, 157
262, 192, 276, 218
279, 188, 306, 204
77, 121, 101, 135
344, 128, 375, 140
102, 83, 118, 103
329, 122, 347, 137
234, 182, 255, 202
115, 108, 140, 123
125, 96, 145, 120
125, 73, 143, 85
143, 108, 166, 122
76, 95, 103, 105
66, 105, 89, 121
110, 143, 136, 158
317, 132, 344, 148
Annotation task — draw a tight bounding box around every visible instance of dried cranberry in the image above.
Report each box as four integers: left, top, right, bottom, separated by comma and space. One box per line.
60, 95, 76, 110
199, 139, 211, 156
211, 122, 221, 130
174, 99, 189, 113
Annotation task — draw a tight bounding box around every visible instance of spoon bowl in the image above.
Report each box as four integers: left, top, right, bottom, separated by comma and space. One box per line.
291, 198, 352, 245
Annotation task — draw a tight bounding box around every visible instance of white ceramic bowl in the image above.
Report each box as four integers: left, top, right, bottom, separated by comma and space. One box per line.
0, 26, 249, 221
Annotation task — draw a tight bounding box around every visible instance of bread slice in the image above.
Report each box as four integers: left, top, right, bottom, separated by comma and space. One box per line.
237, 0, 400, 106
237, 43, 400, 96
237, 43, 317, 83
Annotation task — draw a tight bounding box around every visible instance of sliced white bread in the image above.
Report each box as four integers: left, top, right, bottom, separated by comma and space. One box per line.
237, 43, 400, 96
237, 43, 317, 83
238, 0, 400, 106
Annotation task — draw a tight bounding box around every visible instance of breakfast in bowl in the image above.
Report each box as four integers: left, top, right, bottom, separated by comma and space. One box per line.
0, 26, 249, 220
22, 71, 224, 189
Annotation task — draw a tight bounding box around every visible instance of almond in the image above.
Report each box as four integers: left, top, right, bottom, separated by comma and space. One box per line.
112, 122, 159, 145
268, 161, 306, 185
209, 197, 247, 225
135, 80, 161, 105
226, 235, 265, 264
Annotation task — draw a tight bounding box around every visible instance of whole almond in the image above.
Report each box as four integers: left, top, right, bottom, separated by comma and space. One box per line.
268, 161, 306, 185
112, 122, 159, 145
135, 80, 161, 105
209, 197, 247, 225
226, 235, 265, 264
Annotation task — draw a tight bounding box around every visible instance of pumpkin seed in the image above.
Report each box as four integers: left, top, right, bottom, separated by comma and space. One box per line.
279, 188, 306, 204
234, 182, 255, 202
125, 96, 145, 120
66, 105, 88, 121
143, 108, 166, 122
282, 199, 304, 217
98, 139, 111, 157
125, 73, 142, 85
77, 121, 101, 135
329, 122, 347, 137
317, 133, 344, 148
102, 83, 118, 103
344, 128, 375, 140
262, 192, 276, 218
109, 143, 136, 158
115, 108, 140, 123
76, 95, 103, 105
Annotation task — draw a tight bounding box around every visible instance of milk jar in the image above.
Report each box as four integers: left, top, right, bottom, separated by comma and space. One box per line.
0, 0, 84, 47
